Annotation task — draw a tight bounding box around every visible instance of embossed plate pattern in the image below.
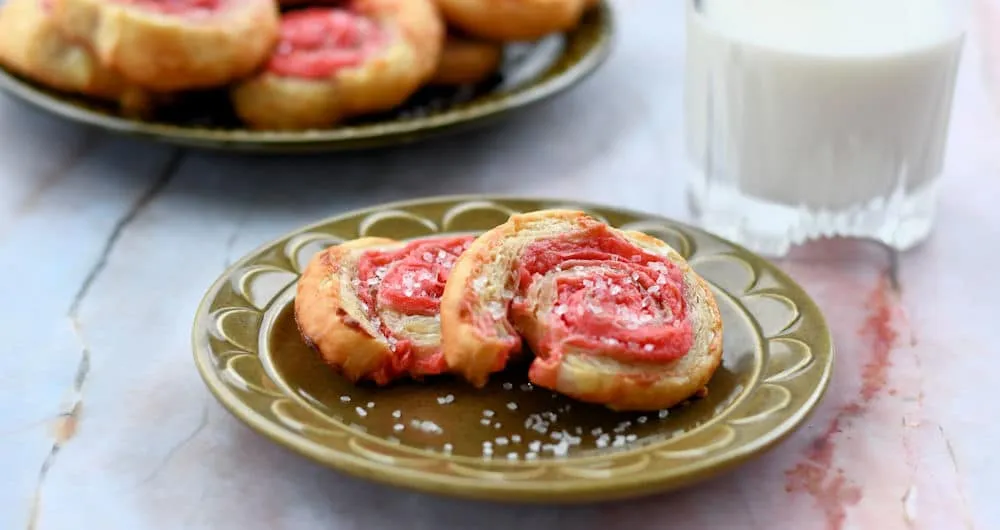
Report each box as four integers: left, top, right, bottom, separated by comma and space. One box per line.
0, 4, 612, 153
191, 196, 834, 503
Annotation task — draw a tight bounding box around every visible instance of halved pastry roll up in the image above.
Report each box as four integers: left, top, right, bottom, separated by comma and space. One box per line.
441, 210, 723, 411
0, 0, 153, 115
295, 235, 474, 386
48, 0, 280, 92
230, 0, 444, 130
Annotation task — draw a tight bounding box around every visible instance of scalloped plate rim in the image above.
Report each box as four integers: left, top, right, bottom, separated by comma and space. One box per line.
191, 194, 835, 503
0, 3, 615, 153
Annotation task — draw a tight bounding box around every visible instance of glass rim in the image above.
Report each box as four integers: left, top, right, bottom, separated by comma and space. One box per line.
686, 0, 969, 53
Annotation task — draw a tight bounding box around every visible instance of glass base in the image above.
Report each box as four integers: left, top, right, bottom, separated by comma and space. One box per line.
685, 166, 939, 258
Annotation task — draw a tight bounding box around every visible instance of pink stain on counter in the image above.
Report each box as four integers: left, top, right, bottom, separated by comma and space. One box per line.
773, 243, 969, 530
783, 272, 901, 530
589, 240, 975, 530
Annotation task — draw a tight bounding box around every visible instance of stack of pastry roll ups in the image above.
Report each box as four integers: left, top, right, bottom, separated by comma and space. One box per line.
296, 210, 723, 412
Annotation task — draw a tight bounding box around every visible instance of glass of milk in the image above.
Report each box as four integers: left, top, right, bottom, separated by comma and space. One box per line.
684, 0, 968, 256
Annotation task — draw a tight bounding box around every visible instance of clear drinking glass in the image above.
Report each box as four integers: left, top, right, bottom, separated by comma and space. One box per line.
683, 0, 969, 257
978, 0, 1000, 111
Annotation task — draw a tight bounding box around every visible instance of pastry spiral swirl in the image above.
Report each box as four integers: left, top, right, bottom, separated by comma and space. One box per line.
231, 0, 444, 130
440, 210, 723, 411
296, 235, 474, 385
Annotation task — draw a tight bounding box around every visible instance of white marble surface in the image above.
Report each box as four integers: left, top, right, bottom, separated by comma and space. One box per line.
1, 1, 998, 529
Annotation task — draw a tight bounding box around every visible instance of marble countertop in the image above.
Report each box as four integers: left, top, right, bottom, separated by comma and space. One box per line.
2, 1, 998, 529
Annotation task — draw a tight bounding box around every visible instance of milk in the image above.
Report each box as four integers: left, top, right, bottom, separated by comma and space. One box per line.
684, 0, 966, 254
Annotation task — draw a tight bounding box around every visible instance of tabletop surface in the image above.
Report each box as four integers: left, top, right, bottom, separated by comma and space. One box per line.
2, 1, 998, 529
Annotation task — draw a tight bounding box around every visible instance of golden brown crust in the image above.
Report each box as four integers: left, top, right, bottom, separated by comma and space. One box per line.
48, 0, 280, 92
429, 34, 503, 86
434, 0, 589, 41
440, 209, 724, 411
439, 215, 535, 387
230, 0, 444, 131
0, 0, 155, 115
295, 238, 399, 385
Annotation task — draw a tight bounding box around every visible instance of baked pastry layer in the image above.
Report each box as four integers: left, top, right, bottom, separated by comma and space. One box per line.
435, 0, 592, 41
430, 34, 503, 86
48, 0, 280, 91
0, 0, 153, 114
440, 210, 723, 411
231, 0, 444, 130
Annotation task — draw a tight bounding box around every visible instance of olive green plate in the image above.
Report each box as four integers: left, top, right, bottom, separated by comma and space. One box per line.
192, 196, 834, 503
0, 5, 613, 153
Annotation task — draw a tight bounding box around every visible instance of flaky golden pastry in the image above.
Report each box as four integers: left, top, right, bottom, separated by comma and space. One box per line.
295, 235, 474, 385
440, 210, 723, 411
48, 0, 280, 92
430, 34, 503, 86
230, 0, 444, 131
0, 0, 153, 115
434, 0, 593, 41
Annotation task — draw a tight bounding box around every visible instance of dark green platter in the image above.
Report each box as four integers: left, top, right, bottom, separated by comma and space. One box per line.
0, 3, 613, 153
